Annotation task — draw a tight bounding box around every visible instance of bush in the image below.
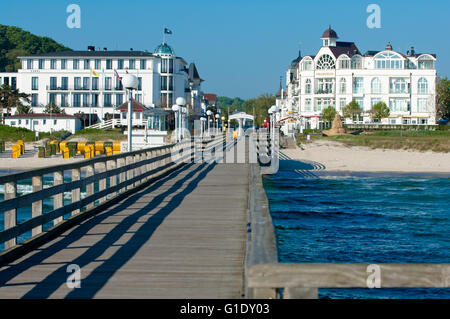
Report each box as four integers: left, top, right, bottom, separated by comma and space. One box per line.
0, 124, 35, 142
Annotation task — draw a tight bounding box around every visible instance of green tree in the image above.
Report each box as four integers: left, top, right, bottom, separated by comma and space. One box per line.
241, 93, 275, 126
370, 101, 390, 122
0, 84, 30, 122
15, 104, 32, 115
436, 77, 450, 119
343, 100, 363, 122
321, 105, 337, 123
43, 103, 64, 114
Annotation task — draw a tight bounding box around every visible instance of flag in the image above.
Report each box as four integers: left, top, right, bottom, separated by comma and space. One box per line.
91, 69, 99, 77
114, 69, 121, 81
164, 28, 172, 34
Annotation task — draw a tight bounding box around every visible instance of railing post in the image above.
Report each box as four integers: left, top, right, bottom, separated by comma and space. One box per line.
98, 161, 107, 203
4, 181, 17, 249
126, 155, 134, 191
118, 157, 126, 193
53, 170, 64, 225
86, 164, 95, 209
134, 153, 141, 187
108, 159, 117, 198
31, 175, 43, 236
71, 168, 81, 216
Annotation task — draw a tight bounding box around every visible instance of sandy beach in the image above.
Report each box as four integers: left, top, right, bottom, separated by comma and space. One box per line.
280, 140, 450, 173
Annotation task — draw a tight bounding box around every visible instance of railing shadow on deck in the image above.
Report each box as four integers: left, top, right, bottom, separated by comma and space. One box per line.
245, 163, 450, 299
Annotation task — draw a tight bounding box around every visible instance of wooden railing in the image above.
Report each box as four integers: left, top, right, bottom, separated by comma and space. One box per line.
246, 164, 450, 299
0, 140, 194, 259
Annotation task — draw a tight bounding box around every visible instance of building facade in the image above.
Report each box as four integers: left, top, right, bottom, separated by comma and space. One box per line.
0, 42, 204, 126
278, 27, 437, 130
5, 113, 81, 134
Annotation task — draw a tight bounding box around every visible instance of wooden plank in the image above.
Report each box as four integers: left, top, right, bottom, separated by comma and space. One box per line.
31, 176, 43, 236
53, 170, 64, 226
71, 168, 81, 216
97, 162, 107, 204
85, 164, 95, 210
4, 181, 17, 249
248, 263, 450, 289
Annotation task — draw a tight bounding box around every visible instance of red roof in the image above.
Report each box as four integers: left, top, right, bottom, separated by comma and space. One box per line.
6, 113, 77, 119
203, 94, 217, 103
116, 99, 148, 112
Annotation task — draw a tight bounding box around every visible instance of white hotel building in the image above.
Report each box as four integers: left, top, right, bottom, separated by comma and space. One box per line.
0, 42, 204, 126
278, 27, 437, 130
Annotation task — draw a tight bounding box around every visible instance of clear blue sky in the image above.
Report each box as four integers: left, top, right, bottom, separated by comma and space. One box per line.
1, 0, 448, 99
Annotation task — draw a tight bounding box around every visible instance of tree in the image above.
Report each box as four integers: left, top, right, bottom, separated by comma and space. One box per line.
15, 104, 32, 115
0, 84, 30, 122
370, 101, 390, 122
43, 103, 64, 114
321, 105, 337, 123
436, 77, 450, 119
342, 100, 363, 122
241, 93, 275, 126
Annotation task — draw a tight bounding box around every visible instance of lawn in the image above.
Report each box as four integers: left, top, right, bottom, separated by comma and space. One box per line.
70, 128, 126, 141
298, 130, 450, 153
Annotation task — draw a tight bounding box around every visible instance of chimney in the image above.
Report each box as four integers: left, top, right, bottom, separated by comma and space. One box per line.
103, 47, 108, 51
410, 47, 415, 56
386, 42, 393, 51
87, 46, 95, 52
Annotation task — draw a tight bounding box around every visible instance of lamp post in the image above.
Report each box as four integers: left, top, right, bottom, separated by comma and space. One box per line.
122, 74, 139, 152
206, 110, 212, 135
171, 104, 180, 142
215, 114, 219, 135
221, 116, 225, 133
175, 97, 186, 141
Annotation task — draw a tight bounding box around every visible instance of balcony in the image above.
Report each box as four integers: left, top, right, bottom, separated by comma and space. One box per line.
315, 88, 334, 95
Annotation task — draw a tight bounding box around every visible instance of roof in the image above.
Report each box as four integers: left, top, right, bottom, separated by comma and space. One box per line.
329, 41, 361, 58
322, 26, 339, 39
19, 50, 154, 58
154, 43, 175, 56
116, 99, 148, 112
6, 113, 78, 119
203, 94, 217, 103
188, 63, 204, 82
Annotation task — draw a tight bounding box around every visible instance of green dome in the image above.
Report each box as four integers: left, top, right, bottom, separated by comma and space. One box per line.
154, 42, 175, 56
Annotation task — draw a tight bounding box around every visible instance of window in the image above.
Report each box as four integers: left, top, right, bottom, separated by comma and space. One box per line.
95, 59, 101, 69
316, 54, 335, 70
54, 120, 57, 125
105, 77, 112, 90
354, 98, 364, 110
417, 98, 428, 112
140, 59, 146, 70
92, 77, 99, 90
116, 94, 123, 106
104, 93, 112, 107
61, 93, 68, 107
316, 78, 334, 94
82, 94, 89, 107
31, 94, 38, 106
168, 77, 173, 90
118, 59, 124, 69
135, 94, 142, 103
339, 78, 346, 94
351, 56, 362, 69
61, 59, 67, 70
315, 98, 335, 112
304, 98, 312, 111
106, 59, 112, 69
38, 59, 44, 69
73, 94, 81, 107
129, 59, 136, 69
91, 93, 99, 107
371, 98, 381, 107
138, 77, 142, 90
50, 77, 57, 90
43, 120, 47, 125
49, 93, 56, 105
74, 77, 81, 90
83, 77, 90, 90
339, 57, 350, 69
353, 77, 364, 94
73, 59, 79, 70
11, 77, 16, 90
390, 78, 408, 93
10, 121, 16, 126
389, 98, 408, 112
27, 59, 33, 69
84, 59, 90, 70
305, 79, 312, 94
161, 59, 168, 73
51, 59, 57, 69
61, 77, 68, 90
302, 60, 313, 71
161, 93, 167, 107
31, 77, 38, 90
161, 76, 168, 90
115, 77, 123, 90
168, 59, 174, 73
418, 56, 435, 69
371, 77, 381, 94
18, 120, 22, 125
340, 98, 346, 110
417, 78, 428, 94
374, 52, 403, 69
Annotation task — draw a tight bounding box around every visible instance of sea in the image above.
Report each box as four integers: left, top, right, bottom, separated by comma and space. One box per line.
263, 170, 450, 299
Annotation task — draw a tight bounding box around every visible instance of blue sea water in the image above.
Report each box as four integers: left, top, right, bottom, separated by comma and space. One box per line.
263, 170, 450, 299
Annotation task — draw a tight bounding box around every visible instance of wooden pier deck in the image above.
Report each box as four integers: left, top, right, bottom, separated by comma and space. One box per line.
0, 162, 249, 298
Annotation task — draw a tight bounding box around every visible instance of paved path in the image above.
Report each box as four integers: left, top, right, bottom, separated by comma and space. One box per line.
0, 162, 249, 298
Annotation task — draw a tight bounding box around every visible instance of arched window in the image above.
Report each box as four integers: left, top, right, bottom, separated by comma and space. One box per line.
417, 77, 428, 94
316, 54, 335, 70
339, 78, 346, 94
305, 79, 312, 94
351, 55, 362, 69
338, 56, 350, 69
418, 56, 435, 69
371, 77, 381, 94
302, 58, 313, 71
390, 78, 407, 93
374, 52, 404, 69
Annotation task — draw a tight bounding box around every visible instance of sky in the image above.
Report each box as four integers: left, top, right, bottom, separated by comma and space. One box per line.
1, 0, 449, 99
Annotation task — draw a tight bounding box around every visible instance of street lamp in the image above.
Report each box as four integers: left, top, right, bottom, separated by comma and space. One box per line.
221, 116, 225, 133
171, 104, 180, 142
215, 114, 219, 134
122, 74, 139, 152
206, 110, 212, 135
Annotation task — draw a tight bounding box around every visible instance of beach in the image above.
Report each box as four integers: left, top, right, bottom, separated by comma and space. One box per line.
280, 140, 450, 173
